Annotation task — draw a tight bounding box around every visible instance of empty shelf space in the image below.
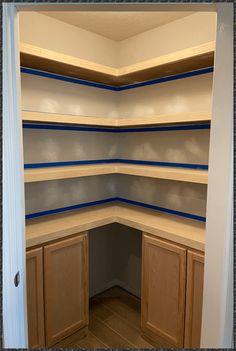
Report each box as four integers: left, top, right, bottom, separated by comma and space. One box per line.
24, 163, 208, 184
20, 41, 215, 86
25, 203, 205, 251
22, 110, 211, 127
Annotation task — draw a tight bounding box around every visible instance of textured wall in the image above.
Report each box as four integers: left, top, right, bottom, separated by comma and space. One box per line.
25, 175, 116, 215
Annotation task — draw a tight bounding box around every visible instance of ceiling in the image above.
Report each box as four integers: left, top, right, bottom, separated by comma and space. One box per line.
41, 11, 193, 41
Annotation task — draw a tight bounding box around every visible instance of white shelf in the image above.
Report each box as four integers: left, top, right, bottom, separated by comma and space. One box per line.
22, 110, 211, 127
24, 163, 208, 184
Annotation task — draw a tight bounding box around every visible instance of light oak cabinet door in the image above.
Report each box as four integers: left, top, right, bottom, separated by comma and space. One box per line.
141, 233, 186, 348
184, 250, 204, 348
44, 233, 88, 346
26, 248, 45, 348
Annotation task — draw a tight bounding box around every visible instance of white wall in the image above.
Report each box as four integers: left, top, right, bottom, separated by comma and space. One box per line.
21, 73, 119, 119
23, 129, 119, 164
119, 12, 216, 66
117, 175, 207, 218
89, 223, 142, 298
25, 175, 116, 215
19, 11, 119, 68
118, 73, 213, 118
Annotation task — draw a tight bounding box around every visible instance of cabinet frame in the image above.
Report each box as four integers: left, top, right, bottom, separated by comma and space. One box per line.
141, 233, 187, 348
26, 247, 45, 348
42, 232, 88, 347
184, 249, 205, 348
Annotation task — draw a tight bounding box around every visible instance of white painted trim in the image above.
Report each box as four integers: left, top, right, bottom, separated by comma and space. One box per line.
3, 3, 28, 348
201, 3, 233, 348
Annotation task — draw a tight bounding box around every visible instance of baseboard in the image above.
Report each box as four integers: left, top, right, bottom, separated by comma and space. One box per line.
90, 279, 140, 298
89, 279, 120, 298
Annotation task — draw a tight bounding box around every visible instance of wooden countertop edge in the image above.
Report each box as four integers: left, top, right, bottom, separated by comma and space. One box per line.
26, 204, 205, 251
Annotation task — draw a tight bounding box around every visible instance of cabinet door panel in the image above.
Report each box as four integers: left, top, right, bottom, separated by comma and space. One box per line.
26, 247, 45, 348
141, 233, 186, 347
44, 233, 88, 346
184, 250, 204, 348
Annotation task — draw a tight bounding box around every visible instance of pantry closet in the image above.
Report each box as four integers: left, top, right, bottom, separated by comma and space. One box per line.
20, 10, 217, 349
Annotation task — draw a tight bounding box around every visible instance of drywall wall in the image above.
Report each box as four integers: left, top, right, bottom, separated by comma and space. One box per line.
89, 224, 119, 297
117, 175, 207, 218
25, 175, 116, 216
118, 129, 209, 166
118, 73, 213, 118
19, 11, 119, 68
23, 128, 119, 164
89, 223, 141, 298
119, 12, 216, 66
21, 73, 118, 119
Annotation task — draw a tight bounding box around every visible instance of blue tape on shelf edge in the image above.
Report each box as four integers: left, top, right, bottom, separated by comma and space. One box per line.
23, 122, 211, 133
21, 66, 214, 91
25, 197, 206, 222
24, 159, 208, 170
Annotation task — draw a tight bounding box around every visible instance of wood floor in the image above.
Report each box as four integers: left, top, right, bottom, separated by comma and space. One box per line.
53, 286, 155, 348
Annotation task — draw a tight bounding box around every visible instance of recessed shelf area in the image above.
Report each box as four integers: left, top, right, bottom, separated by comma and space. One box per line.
24, 163, 208, 184
25, 203, 205, 251
22, 110, 211, 127
20, 41, 215, 86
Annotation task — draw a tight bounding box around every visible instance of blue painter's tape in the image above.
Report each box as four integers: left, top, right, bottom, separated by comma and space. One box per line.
24, 159, 208, 170
26, 197, 206, 222
23, 123, 117, 133
118, 67, 214, 91
116, 159, 208, 170
24, 159, 117, 169
23, 122, 210, 133
116, 124, 210, 133
25, 197, 117, 219
21, 67, 118, 91
21, 66, 214, 91
116, 197, 206, 222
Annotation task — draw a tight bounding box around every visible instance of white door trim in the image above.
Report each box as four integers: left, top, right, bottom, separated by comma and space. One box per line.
201, 3, 233, 348
3, 3, 28, 348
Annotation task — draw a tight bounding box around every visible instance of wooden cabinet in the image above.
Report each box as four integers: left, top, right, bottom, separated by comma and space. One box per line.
26, 248, 45, 348
44, 233, 88, 346
184, 250, 204, 348
141, 233, 186, 348
141, 233, 205, 348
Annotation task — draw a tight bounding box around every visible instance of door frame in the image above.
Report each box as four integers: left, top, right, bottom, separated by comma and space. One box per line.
2, 2, 233, 348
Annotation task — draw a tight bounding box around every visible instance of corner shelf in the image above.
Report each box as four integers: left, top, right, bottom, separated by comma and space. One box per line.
20, 41, 215, 86
22, 110, 211, 127
24, 163, 208, 184
25, 203, 205, 251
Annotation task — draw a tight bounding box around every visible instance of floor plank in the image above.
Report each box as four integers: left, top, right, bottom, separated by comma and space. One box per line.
90, 298, 114, 321
75, 331, 109, 348
96, 295, 141, 328
52, 287, 155, 348
89, 314, 135, 348
104, 314, 154, 348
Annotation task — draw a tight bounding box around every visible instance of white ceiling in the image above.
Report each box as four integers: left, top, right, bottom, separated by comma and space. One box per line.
41, 11, 193, 41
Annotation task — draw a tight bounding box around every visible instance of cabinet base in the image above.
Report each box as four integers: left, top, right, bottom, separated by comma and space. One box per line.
51, 325, 88, 348
141, 329, 176, 349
